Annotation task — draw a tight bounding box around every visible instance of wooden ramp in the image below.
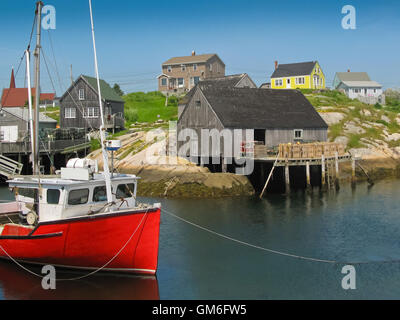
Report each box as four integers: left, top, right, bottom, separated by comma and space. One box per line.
0, 155, 23, 179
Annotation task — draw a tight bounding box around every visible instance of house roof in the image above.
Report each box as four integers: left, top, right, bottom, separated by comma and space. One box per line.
162, 54, 224, 66
340, 80, 382, 88
1, 88, 55, 108
271, 61, 317, 78
200, 87, 328, 129
335, 72, 371, 82
81, 75, 124, 102
4, 107, 57, 123
178, 74, 251, 106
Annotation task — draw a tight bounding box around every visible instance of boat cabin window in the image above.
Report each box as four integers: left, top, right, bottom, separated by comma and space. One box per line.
93, 186, 107, 202
16, 188, 36, 199
47, 189, 60, 205
116, 184, 135, 199
68, 189, 89, 205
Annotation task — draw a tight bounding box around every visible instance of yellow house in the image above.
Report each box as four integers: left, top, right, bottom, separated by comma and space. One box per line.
270, 61, 325, 90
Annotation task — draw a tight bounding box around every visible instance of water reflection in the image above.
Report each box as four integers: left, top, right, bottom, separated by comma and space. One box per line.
0, 260, 159, 300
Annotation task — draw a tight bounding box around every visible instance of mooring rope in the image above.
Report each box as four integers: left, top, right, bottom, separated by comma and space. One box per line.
0, 209, 149, 281
162, 207, 400, 266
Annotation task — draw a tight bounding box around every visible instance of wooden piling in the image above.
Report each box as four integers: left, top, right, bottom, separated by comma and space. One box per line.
334, 152, 340, 190
285, 162, 290, 195
306, 161, 312, 192
351, 158, 356, 188
321, 154, 326, 190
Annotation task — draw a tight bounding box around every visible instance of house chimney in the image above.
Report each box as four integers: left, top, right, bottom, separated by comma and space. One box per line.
274, 61, 278, 70
192, 50, 196, 56
9, 67, 15, 89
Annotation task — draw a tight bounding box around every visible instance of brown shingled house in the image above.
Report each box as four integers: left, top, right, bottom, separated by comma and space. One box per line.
158, 51, 225, 95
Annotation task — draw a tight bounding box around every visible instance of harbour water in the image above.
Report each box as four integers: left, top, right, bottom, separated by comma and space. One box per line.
0, 180, 400, 299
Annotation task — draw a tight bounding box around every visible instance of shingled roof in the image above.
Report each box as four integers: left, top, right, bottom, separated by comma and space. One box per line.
178, 74, 251, 106
335, 72, 371, 82
162, 54, 224, 66
81, 75, 124, 102
200, 87, 328, 129
271, 61, 317, 78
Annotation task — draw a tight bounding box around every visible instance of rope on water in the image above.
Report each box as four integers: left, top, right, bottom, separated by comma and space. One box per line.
162, 207, 400, 266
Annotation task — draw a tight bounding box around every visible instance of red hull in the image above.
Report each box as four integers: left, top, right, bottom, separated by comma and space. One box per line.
0, 208, 161, 275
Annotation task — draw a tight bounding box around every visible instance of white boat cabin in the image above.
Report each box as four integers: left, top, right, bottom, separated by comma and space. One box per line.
7, 173, 139, 223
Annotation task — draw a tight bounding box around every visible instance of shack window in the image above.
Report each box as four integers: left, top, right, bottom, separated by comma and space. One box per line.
116, 184, 135, 199
47, 189, 60, 205
68, 189, 89, 205
294, 129, 303, 139
93, 186, 107, 202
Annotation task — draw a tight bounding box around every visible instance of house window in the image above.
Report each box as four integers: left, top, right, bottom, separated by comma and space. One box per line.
193, 64, 197, 71
320, 78, 323, 86
84, 107, 99, 118
177, 78, 184, 88
181, 65, 186, 72
209, 64, 213, 71
275, 79, 283, 86
195, 100, 201, 108
167, 66, 172, 72
65, 107, 76, 119
294, 129, 303, 140
78, 89, 85, 100
161, 78, 167, 86
193, 76, 200, 85
295, 77, 305, 85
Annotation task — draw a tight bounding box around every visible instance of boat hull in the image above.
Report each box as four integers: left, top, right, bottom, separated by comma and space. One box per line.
0, 207, 161, 275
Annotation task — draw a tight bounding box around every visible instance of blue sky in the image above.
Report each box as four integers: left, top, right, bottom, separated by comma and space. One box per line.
0, 0, 399, 95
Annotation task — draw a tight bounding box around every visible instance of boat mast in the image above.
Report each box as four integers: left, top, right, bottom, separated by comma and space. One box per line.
25, 50, 35, 173
33, 1, 43, 175
88, 0, 113, 204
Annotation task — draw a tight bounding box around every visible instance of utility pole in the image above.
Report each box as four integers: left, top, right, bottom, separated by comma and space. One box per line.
33, 1, 43, 175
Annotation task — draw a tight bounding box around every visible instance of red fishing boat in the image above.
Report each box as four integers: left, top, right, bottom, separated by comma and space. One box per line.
0, 1, 161, 275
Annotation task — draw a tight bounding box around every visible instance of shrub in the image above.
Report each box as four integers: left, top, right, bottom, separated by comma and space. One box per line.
374, 103, 382, 109
125, 108, 139, 123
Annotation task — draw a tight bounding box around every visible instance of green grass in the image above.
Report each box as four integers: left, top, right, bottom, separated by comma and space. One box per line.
123, 91, 178, 125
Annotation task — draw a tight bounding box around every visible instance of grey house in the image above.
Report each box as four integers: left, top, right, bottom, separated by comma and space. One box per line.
177, 87, 328, 161
60, 75, 124, 131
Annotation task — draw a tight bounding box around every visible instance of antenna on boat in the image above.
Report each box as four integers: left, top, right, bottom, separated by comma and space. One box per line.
88, 0, 113, 205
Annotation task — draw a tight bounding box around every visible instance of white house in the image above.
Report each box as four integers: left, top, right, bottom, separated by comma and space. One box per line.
333, 71, 385, 105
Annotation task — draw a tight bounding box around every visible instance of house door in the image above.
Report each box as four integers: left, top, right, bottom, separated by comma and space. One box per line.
286, 78, 291, 89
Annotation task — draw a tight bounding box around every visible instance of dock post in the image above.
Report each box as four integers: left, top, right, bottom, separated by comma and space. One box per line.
285, 161, 290, 195
306, 161, 312, 192
334, 152, 340, 190
321, 155, 326, 190
351, 158, 356, 188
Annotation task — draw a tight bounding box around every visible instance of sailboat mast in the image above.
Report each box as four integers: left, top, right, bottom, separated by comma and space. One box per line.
25, 50, 35, 174
33, 1, 43, 175
89, 0, 113, 204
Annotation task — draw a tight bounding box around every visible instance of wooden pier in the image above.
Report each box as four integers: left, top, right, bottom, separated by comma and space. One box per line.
243, 142, 355, 197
